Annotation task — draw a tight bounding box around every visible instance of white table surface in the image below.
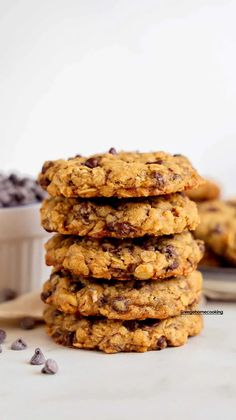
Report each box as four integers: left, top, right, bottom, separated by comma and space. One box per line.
0, 301, 236, 420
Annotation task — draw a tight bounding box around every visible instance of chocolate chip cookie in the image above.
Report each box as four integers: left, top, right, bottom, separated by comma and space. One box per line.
44, 306, 203, 353
45, 232, 204, 280
38, 150, 203, 198
195, 199, 236, 265
41, 270, 202, 320
41, 193, 199, 238
186, 178, 220, 202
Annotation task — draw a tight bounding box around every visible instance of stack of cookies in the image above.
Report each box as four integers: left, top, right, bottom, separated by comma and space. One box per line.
39, 150, 204, 354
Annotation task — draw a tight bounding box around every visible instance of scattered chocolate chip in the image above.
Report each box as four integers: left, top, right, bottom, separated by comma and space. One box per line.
153, 172, 165, 188
20, 317, 36, 330
84, 157, 100, 168
108, 147, 117, 155
156, 336, 167, 350
42, 359, 58, 375
173, 154, 182, 157
11, 338, 27, 350
30, 348, 46, 365
111, 297, 129, 312
0, 288, 17, 303
0, 329, 6, 344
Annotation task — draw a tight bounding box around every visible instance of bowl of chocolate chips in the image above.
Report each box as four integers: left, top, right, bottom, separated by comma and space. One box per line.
0, 173, 51, 295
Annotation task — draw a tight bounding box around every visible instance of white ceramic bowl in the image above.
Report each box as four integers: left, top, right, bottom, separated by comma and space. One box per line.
0, 203, 51, 295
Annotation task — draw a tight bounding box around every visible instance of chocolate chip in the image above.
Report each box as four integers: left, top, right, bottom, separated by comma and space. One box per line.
173, 154, 182, 157
171, 173, 181, 180
84, 157, 100, 168
162, 244, 177, 258
30, 348, 46, 365
0, 329, 6, 344
40, 290, 52, 302
146, 159, 163, 165
39, 177, 51, 188
0, 288, 17, 303
108, 147, 117, 155
107, 222, 135, 237
111, 297, 129, 312
20, 317, 36, 330
171, 208, 180, 217
41, 161, 54, 174
71, 281, 83, 293
42, 359, 58, 375
78, 202, 91, 223
153, 172, 165, 188
140, 319, 160, 328
97, 296, 108, 307
156, 336, 167, 350
168, 260, 179, 270
64, 332, 75, 347
11, 338, 27, 350
123, 320, 136, 331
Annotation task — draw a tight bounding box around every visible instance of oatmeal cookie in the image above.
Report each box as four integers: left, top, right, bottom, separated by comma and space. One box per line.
41, 270, 202, 320
38, 150, 203, 198
45, 231, 204, 280
195, 199, 236, 265
44, 306, 203, 353
40, 193, 199, 238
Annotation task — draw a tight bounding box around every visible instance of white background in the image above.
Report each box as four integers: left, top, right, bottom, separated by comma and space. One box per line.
0, 0, 236, 195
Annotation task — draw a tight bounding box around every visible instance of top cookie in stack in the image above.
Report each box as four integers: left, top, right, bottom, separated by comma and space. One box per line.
39, 149, 202, 199
39, 149, 204, 354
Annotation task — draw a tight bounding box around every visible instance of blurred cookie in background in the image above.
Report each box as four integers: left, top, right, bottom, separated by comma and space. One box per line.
198, 246, 227, 268
186, 178, 220, 203
195, 199, 236, 267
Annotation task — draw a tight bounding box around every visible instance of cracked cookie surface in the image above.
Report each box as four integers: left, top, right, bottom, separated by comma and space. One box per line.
44, 306, 203, 353
41, 270, 202, 320
41, 193, 199, 238
45, 231, 204, 280
38, 151, 203, 198
195, 199, 236, 265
